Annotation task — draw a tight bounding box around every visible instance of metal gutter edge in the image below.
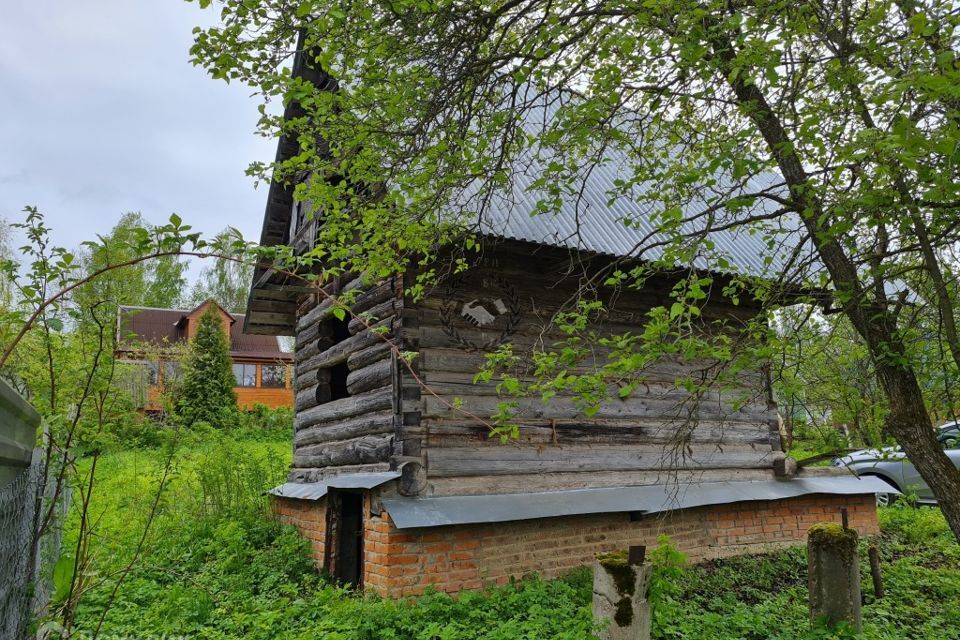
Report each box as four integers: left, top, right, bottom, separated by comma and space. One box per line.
381, 476, 896, 529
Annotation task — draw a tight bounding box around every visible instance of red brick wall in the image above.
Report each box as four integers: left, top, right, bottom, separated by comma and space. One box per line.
273, 492, 879, 598
274, 497, 327, 563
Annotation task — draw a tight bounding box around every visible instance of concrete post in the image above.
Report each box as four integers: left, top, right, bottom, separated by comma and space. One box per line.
593, 550, 652, 640
807, 523, 862, 631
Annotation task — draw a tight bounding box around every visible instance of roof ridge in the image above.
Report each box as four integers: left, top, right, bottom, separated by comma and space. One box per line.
119, 304, 245, 317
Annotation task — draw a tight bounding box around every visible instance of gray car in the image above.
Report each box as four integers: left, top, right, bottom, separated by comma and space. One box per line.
833, 423, 960, 506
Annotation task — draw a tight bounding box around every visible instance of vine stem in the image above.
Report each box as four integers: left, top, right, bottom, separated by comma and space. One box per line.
0, 250, 245, 369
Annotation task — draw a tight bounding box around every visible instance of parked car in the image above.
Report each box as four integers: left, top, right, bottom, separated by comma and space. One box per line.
833, 422, 960, 506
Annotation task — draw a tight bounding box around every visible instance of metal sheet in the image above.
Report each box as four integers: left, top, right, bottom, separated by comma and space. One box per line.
382, 476, 896, 529
326, 471, 401, 489
269, 482, 328, 501
268, 471, 400, 501
457, 87, 810, 280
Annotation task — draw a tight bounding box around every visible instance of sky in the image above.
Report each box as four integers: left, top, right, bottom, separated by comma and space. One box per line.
0, 1, 276, 260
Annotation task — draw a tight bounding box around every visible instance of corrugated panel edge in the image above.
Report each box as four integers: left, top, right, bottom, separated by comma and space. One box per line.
268, 471, 401, 501
382, 475, 893, 529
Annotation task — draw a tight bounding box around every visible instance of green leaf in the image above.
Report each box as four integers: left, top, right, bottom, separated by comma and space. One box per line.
295, 1, 313, 17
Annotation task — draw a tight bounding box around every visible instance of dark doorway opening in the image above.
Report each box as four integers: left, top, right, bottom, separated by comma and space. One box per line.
334, 492, 364, 588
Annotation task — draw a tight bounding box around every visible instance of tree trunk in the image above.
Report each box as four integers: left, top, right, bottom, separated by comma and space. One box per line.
707, 26, 960, 542
875, 361, 960, 532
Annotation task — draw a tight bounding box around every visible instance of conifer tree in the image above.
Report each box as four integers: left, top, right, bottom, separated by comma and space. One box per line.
174, 304, 238, 427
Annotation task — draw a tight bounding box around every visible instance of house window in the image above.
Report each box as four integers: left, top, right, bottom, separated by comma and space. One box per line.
261, 364, 286, 388
163, 361, 179, 385
233, 363, 257, 387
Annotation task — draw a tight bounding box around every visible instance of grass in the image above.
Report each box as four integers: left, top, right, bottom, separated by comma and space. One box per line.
59, 433, 960, 639
654, 504, 960, 639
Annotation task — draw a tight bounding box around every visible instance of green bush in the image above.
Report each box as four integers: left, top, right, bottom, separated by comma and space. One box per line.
235, 403, 294, 442
879, 501, 952, 545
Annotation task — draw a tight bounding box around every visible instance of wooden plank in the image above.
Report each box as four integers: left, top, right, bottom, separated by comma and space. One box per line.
417, 258, 760, 319
294, 434, 393, 468
295, 336, 334, 364
294, 386, 393, 430
295, 384, 332, 411
418, 417, 768, 447
346, 358, 392, 396
245, 310, 297, 325
427, 443, 774, 477
419, 348, 764, 386
294, 275, 364, 332
294, 276, 395, 333
417, 377, 767, 406
425, 467, 775, 497
348, 299, 397, 334
347, 341, 392, 371
295, 368, 330, 393
298, 318, 393, 375
420, 387, 771, 422
296, 317, 331, 348
350, 281, 398, 316
295, 410, 395, 447
288, 462, 393, 482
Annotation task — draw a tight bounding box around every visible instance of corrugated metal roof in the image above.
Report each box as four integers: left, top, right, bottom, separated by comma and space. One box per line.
459, 88, 806, 278
326, 471, 401, 489
270, 482, 328, 500
268, 471, 400, 501
381, 475, 893, 529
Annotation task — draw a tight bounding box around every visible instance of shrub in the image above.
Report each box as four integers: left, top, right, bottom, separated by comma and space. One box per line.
235, 404, 294, 442
879, 501, 951, 545
173, 304, 238, 428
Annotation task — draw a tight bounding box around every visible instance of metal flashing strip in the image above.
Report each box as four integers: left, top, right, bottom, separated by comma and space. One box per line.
326, 471, 401, 489
269, 471, 401, 501
269, 482, 328, 501
382, 476, 896, 529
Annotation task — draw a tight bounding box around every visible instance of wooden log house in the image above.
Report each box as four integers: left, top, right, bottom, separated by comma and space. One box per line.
247, 49, 887, 597
116, 299, 294, 412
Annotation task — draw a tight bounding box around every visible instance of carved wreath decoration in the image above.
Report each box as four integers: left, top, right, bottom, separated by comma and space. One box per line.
439, 274, 522, 351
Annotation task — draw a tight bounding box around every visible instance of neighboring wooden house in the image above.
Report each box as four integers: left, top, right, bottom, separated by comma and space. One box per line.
116, 300, 293, 412
246, 51, 888, 597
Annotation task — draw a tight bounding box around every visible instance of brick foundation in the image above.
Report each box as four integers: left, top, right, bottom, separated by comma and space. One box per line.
274, 496, 327, 564
275, 492, 879, 598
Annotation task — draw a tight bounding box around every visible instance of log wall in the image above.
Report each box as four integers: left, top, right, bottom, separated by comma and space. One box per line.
396, 246, 780, 496
288, 245, 780, 494
288, 275, 403, 483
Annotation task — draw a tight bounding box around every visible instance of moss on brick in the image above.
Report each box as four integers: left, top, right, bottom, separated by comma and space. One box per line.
597, 550, 636, 596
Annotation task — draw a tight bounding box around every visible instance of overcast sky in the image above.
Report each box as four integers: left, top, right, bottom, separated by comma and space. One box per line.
0, 1, 275, 260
